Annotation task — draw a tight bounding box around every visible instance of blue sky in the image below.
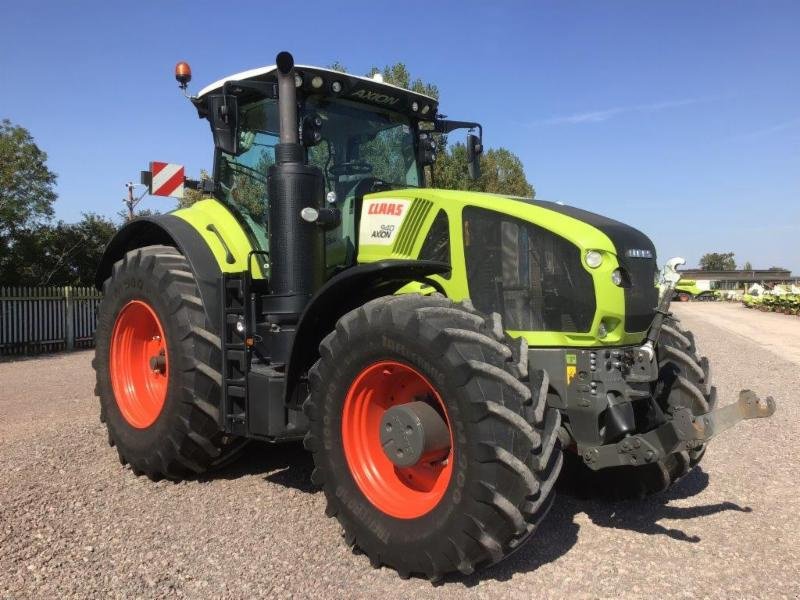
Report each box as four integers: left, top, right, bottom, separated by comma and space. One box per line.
2, 1, 798, 271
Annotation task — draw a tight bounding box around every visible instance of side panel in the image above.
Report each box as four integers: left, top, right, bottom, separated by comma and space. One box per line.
358, 189, 641, 347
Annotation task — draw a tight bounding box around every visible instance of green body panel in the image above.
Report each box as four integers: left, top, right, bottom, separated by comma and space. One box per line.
360, 189, 645, 347
675, 280, 702, 296
172, 190, 648, 348
172, 198, 266, 279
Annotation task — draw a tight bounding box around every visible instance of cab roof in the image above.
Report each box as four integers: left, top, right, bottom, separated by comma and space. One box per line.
196, 64, 439, 119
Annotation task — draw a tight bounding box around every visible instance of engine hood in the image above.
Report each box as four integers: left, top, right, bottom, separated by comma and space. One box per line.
518, 199, 657, 262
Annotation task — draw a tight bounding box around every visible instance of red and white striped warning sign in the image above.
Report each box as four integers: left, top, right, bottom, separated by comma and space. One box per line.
149, 162, 185, 198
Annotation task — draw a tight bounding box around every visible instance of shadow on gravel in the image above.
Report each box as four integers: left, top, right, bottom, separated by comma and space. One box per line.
455, 467, 753, 587
205, 446, 753, 586
205, 441, 317, 493
577, 468, 752, 544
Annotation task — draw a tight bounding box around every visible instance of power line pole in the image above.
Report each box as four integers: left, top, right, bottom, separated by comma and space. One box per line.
123, 182, 147, 221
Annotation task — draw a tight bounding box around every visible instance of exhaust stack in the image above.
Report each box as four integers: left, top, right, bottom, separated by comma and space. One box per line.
275, 52, 299, 145
264, 51, 325, 362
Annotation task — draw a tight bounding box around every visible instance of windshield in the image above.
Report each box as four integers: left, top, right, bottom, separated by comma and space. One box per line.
215, 95, 421, 269
305, 97, 420, 270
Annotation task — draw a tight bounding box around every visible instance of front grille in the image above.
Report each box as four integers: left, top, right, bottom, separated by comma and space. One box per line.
621, 256, 658, 332
463, 207, 595, 332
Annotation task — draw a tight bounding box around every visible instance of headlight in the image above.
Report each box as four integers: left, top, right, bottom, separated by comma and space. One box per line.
598, 321, 608, 338
585, 250, 603, 268
331, 80, 342, 93
611, 269, 623, 286
311, 75, 324, 89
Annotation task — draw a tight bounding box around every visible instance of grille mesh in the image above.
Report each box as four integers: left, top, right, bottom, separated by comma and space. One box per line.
463, 207, 595, 332
621, 256, 658, 332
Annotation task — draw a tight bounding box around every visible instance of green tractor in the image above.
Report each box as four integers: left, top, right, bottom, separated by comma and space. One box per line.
93, 52, 775, 580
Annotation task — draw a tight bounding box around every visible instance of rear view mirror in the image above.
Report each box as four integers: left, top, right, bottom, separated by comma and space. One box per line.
208, 94, 240, 155
466, 132, 483, 180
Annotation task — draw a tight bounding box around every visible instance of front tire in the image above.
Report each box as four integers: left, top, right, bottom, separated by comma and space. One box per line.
93, 245, 240, 480
303, 294, 562, 580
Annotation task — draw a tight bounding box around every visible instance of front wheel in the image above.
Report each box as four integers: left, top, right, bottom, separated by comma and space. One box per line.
303, 294, 562, 580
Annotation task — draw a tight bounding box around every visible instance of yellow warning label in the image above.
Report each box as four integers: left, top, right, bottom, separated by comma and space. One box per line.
566, 365, 577, 385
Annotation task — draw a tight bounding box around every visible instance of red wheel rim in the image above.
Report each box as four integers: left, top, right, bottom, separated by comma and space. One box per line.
342, 361, 454, 519
109, 300, 169, 429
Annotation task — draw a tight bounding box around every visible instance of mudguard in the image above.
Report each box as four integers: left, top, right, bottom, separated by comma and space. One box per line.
284, 259, 451, 404
95, 215, 223, 331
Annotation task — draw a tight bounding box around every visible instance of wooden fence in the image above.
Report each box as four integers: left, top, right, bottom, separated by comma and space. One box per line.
0, 286, 102, 356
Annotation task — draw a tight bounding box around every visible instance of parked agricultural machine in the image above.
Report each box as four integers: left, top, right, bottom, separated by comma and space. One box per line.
93, 52, 777, 579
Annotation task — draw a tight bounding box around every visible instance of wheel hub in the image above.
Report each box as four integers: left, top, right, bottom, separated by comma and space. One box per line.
109, 300, 169, 429
341, 361, 454, 519
380, 401, 450, 467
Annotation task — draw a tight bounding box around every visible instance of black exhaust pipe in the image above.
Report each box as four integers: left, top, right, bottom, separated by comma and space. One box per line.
275, 52, 299, 145
264, 51, 325, 360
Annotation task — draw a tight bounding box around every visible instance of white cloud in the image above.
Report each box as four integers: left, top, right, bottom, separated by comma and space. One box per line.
734, 117, 800, 140
533, 97, 706, 126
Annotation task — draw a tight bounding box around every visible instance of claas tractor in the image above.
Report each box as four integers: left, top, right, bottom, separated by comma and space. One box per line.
93, 51, 776, 580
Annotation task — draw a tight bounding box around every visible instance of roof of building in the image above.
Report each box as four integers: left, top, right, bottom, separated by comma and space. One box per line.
678, 268, 794, 281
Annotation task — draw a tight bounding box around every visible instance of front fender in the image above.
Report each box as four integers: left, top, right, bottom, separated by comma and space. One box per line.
284, 259, 450, 405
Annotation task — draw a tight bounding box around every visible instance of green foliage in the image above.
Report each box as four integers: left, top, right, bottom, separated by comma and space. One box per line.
434, 144, 534, 197
0, 119, 57, 240
743, 293, 800, 314
367, 63, 439, 99
358, 63, 534, 197
742, 261, 753, 271
1, 213, 117, 286
180, 169, 212, 209
699, 252, 736, 271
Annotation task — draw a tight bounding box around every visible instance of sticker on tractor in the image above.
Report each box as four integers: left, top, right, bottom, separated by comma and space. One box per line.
565, 353, 577, 385
359, 199, 412, 246
149, 162, 185, 198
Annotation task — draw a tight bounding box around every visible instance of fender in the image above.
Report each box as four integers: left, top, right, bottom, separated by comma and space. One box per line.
95, 215, 223, 331
284, 259, 451, 405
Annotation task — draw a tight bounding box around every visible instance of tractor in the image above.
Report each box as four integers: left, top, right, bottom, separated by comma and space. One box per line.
93, 51, 776, 580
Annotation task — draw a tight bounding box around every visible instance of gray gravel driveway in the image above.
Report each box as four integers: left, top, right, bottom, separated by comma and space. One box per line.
1, 303, 797, 598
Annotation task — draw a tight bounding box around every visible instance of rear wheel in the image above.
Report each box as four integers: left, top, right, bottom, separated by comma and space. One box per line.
94, 245, 242, 480
560, 316, 714, 499
303, 294, 562, 579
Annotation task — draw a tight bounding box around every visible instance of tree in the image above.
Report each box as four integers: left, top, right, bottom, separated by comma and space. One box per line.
1, 214, 120, 287
1, 119, 57, 248
743, 261, 752, 271
0, 213, 117, 286
699, 252, 736, 271
434, 144, 534, 197
354, 63, 535, 197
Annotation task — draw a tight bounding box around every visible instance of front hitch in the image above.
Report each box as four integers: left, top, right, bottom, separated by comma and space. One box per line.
581, 390, 777, 470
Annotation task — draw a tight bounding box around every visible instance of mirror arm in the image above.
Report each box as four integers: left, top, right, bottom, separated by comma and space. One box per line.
434, 119, 482, 139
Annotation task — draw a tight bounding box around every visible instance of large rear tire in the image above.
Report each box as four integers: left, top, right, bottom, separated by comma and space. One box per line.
560, 316, 715, 500
93, 245, 242, 480
303, 294, 562, 580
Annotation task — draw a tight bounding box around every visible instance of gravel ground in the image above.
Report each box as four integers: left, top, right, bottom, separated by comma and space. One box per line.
1, 303, 798, 599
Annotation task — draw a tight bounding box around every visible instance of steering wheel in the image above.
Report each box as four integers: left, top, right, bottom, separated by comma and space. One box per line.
329, 160, 373, 177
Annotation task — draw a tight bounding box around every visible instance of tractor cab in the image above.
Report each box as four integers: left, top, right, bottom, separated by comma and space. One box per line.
191, 64, 481, 272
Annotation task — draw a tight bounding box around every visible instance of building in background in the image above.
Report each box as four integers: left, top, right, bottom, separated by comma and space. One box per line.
677, 268, 800, 293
